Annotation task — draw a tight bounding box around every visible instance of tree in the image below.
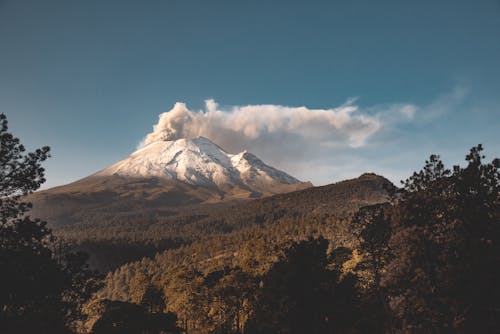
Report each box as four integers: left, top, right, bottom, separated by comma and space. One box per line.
0, 113, 101, 333
129, 270, 151, 304
247, 237, 359, 334
381, 145, 500, 332
163, 266, 206, 333
200, 266, 258, 334
61, 250, 104, 333
141, 283, 166, 313
350, 203, 393, 333
89, 299, 181, 334
0, 114, 49, 221
351, 203, 392, 289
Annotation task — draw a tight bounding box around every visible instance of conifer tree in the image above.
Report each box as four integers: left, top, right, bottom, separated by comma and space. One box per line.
382, 146, 500, 332
0, 113, 101, 333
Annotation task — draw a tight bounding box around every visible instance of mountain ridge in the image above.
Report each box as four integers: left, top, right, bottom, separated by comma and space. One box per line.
92, 136, 309, 197
28, 137, 311, 226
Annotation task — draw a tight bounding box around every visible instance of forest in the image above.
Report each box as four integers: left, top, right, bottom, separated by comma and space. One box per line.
1, 111, 499, 334
56, 171, 392, 272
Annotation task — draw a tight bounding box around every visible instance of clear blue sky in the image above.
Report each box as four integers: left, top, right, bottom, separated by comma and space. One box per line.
1, 0, 499, 187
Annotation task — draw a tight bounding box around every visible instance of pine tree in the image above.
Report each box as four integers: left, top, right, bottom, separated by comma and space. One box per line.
247, 237, 359, 334
140, 283, 166, 313
382, 146, 500, 332
0, 113, 101, 333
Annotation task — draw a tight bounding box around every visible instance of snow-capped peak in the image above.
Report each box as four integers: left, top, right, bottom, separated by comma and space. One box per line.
97, 137, 305, 194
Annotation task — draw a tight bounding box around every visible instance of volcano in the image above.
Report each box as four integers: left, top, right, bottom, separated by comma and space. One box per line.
28, 137, 311, 226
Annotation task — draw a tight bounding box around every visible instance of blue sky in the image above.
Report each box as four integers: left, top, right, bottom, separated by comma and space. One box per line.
1, 0, 499, 187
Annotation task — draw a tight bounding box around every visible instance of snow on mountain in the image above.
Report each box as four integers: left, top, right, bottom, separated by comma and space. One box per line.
95, 137, 307, 196
27, 137, 311, 228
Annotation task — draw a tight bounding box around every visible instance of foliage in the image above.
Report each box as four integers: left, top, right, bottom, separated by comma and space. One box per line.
247, 237, 359, 334
0, 113, 101, 334
87, 299, 181, 334
46, 173, 391, 272
381, 145, 500, 332
97, 145, 499, 334
351, 203, 392, 288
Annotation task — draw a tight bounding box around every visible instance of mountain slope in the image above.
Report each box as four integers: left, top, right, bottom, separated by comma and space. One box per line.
96, 137, 305, 196
54, 173, 394, 272
28, 137, 311, 226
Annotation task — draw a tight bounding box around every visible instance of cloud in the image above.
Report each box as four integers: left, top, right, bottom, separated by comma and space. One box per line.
418, 84, 468, 122
142, 99, 391, 151
137, 87, 468, 185
139, 99, 417, 184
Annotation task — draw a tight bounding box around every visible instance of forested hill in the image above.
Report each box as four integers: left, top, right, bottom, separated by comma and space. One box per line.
98, 173, 394, 304
95, 147, 500, 334
56, 173, 394, 272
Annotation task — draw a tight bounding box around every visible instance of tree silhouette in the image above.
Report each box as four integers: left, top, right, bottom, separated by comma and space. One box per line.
0, 113, 101, 333
247, 237, 359, 334
90, 299, 181, 334
141, 283, 166, 313
382, 145, 500, 332
351, 203, 392, 289
351, 203, 393, 333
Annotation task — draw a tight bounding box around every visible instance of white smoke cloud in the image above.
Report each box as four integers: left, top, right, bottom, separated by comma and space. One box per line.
137, 99, 429, 185
142, 99, 386, 150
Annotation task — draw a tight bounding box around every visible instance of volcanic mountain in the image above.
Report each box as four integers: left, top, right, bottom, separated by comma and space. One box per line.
29, 137, 311, 226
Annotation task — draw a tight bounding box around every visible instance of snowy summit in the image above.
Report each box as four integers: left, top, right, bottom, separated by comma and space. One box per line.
96, 136, 309, 197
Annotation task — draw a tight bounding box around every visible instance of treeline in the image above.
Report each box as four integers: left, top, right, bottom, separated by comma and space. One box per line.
99, 213, 352, 300
95, 145, 500, 333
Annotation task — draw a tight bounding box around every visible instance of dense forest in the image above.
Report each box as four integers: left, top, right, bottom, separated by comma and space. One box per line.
56, 172, 392, 272
1, 112, 499, 333
96, 145, 500, 333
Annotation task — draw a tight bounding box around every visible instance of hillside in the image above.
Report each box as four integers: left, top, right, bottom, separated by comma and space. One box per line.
54, 173, 394, 272
96, 173, 395, 327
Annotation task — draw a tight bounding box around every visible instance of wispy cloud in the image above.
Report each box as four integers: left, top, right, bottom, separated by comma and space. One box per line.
417, 85, 468, 122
